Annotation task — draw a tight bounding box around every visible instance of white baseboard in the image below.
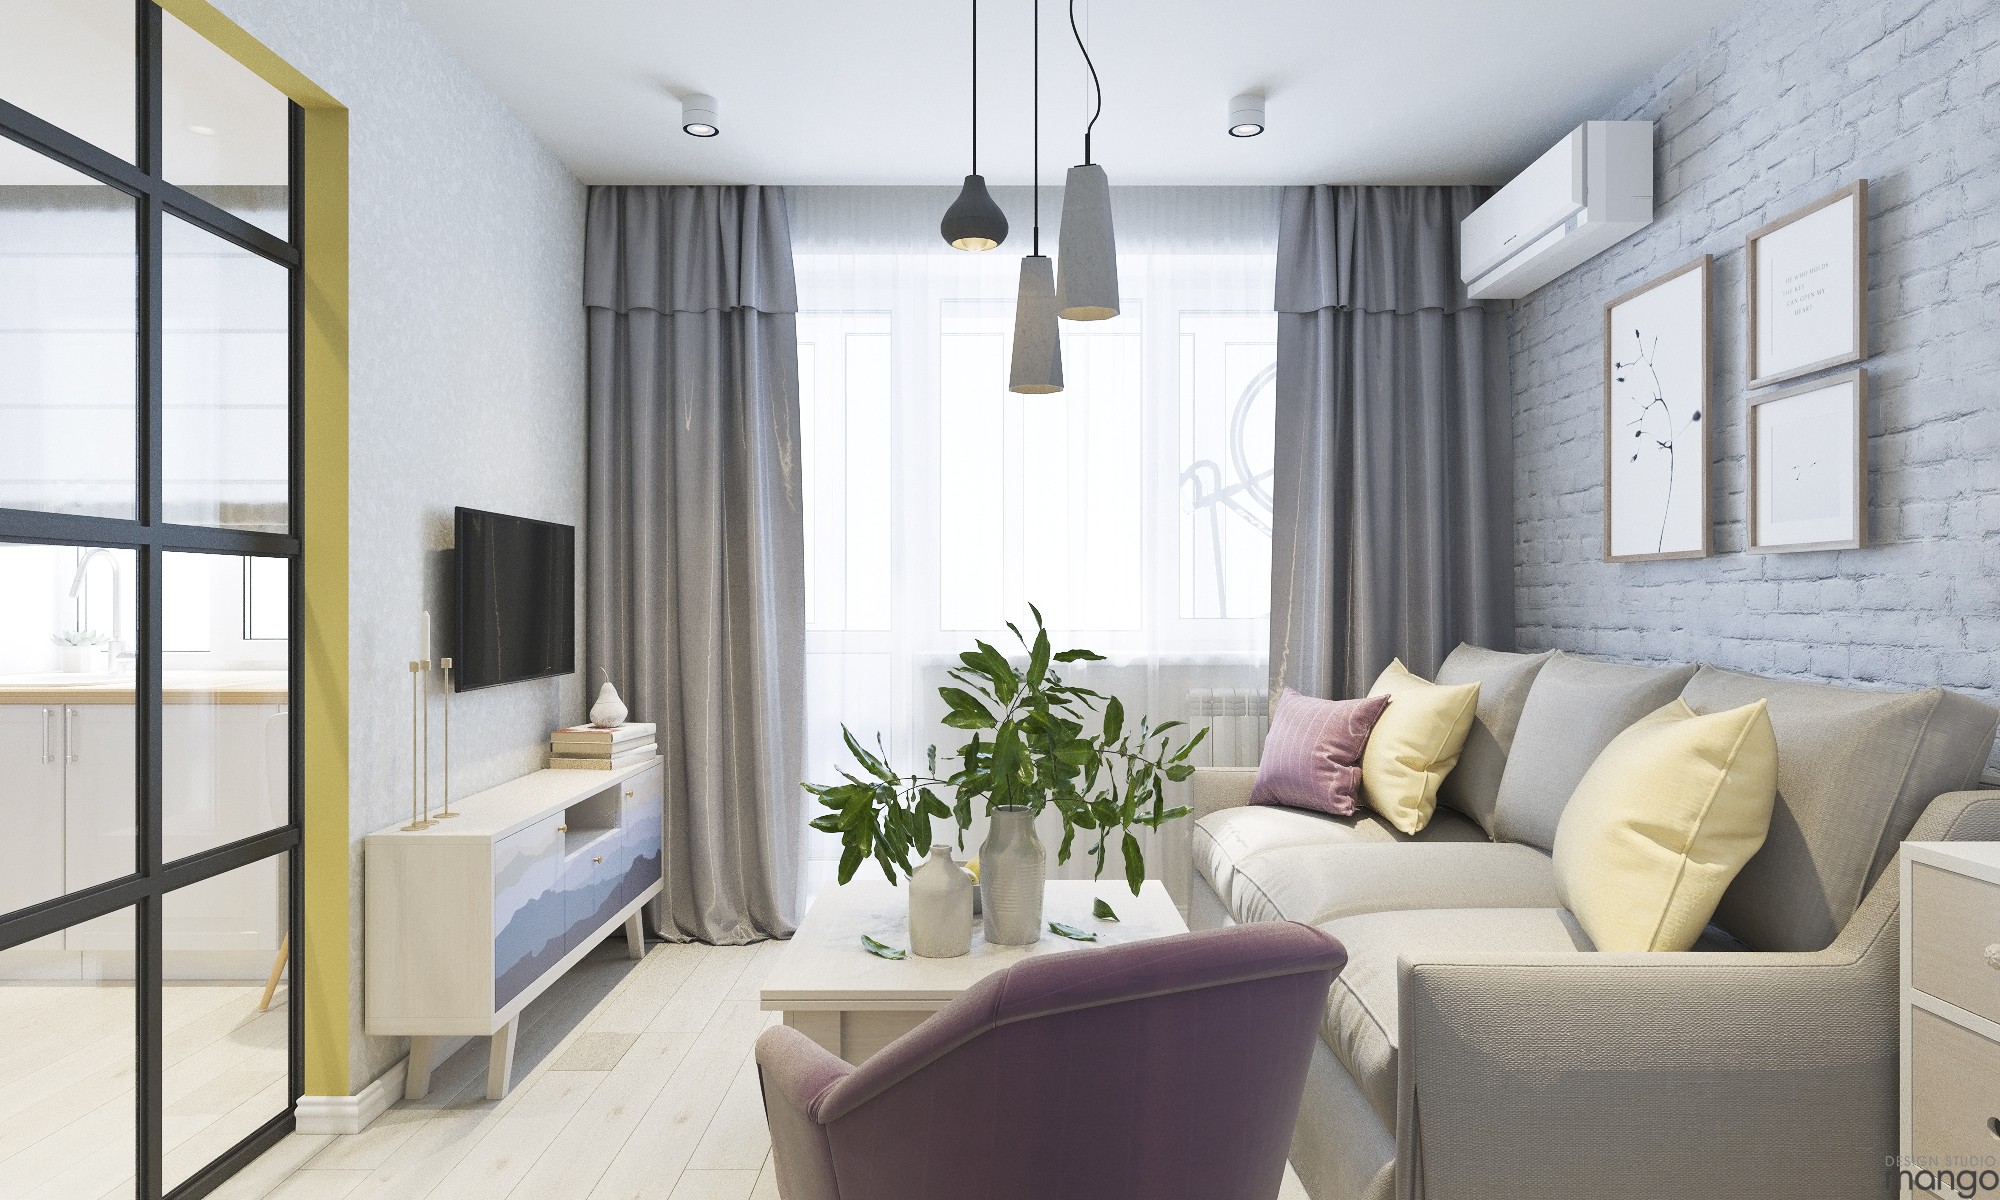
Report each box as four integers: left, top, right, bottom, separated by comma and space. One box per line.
295, 1059, 408, 1136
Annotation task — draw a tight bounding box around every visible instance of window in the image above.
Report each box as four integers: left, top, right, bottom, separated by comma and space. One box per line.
796, 245, 1276, 897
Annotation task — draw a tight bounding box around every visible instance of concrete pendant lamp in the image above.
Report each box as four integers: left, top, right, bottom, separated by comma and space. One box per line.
941, 0, 1008, 250
1057, 0, 1118, 320
1010, 0, 1063, 394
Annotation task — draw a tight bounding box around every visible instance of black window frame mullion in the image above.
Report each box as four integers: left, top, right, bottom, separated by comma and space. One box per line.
0, 3, 308, 1195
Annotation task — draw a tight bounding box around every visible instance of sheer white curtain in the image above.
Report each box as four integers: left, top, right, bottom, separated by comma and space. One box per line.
792, 187, 1278, 907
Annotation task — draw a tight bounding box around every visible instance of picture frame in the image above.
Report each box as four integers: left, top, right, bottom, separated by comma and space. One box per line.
1603, 255, 1711, 562
1747, 368, 1868, 554
1746, 179, 1867, 388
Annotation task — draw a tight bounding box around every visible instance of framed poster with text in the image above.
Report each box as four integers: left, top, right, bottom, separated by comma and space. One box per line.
1747, 179, 1867, 388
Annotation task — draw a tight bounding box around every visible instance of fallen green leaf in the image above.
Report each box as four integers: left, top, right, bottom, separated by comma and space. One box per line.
1092, 898, 1120, 922
1049, 921, 1098, 942
861, 934, 906, 960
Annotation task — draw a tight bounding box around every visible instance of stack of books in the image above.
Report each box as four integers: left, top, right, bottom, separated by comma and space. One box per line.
549, 722, 657, 770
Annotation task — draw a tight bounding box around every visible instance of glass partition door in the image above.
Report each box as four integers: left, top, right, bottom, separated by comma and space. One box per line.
0, 3, 303, 1197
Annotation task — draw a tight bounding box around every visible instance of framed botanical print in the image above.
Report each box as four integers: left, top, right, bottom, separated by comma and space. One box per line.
1747, 369, 1868, 553
1604, 255, 1711, 562
1747, 180, 1868, 388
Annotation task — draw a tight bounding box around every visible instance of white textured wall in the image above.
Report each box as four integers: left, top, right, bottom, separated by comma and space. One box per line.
1510, 0, 2000, 768
208, 0, 587, 1088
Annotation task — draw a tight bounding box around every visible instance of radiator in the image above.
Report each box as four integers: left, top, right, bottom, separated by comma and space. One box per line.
1185, 688, 1269, 768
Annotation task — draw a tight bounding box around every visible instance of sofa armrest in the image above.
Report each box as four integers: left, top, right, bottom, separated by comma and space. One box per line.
1394, 941, 1894, 1200
1191, 767, 1259, 820
754, 1025, 850, 1200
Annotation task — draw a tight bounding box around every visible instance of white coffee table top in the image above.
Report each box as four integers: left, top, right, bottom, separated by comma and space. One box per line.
760, 878, 1188, 1012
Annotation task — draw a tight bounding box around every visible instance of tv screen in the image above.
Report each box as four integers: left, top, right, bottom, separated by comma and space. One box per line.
454, 507, 575, 691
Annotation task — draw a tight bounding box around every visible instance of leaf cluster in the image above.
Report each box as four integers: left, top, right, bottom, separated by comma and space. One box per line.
807, 606, 1205, 895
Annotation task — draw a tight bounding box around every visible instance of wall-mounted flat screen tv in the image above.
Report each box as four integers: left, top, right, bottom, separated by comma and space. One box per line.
454, 506, 575, 691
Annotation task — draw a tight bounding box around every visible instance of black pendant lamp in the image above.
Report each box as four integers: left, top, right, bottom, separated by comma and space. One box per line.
1057, 0, 1117, 320
941, 0, 1008, 251
1009, 0, 1062, 393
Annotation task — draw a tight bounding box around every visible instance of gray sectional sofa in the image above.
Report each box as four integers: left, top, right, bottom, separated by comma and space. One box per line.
1187, 645, 2000, 1200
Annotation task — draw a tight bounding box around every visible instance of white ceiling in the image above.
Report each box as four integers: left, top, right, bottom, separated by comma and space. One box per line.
404, 0, 1744, 187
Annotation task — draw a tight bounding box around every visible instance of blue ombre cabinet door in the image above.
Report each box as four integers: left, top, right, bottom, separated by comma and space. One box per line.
563, 832, 620, 952
493, 814, 564, 1010
617, 766, 664, 910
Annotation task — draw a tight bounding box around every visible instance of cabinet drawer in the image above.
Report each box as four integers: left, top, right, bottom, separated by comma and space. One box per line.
1909, 1007, 2000, 1189
1912, 864, 2000, 1024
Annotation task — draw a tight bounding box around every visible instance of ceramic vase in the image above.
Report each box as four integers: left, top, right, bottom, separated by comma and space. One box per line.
907, 845, 974, 958
59, 645, 100, 673
979, 806, 1046, 946
590, 680, 628, 728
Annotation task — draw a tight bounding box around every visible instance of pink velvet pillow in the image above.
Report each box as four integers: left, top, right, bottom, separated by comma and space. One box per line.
1249, 688, 1392, 816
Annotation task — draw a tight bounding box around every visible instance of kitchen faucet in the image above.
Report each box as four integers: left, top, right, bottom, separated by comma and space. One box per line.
68, 548, 130, 670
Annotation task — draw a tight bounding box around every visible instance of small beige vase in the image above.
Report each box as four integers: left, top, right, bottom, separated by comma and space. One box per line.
907, 845, 974, 958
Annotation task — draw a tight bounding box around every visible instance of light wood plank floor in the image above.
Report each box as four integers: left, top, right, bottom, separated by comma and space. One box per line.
217, 939, 1311, 1200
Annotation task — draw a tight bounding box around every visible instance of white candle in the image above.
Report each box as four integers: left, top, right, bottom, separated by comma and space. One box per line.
420, 610, 431, 665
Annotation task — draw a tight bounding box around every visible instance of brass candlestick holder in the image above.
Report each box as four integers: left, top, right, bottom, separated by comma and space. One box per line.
437, 657, 457, 817
402, 659, 436, 831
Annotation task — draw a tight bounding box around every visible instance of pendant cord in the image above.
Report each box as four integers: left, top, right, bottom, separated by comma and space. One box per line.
970, 0, 978, 173
1032, 0, 1040, 255
1069, 0, 1100, 165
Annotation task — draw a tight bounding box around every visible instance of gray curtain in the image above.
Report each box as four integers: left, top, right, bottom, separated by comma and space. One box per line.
1269, 184, 1512, 700
584, 185, 803, 942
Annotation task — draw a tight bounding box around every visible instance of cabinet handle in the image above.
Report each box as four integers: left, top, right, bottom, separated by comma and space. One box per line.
41, 707, 52, 764
64, 707, 76, 763
1985, 944, 2000, 971
624, 790, 633, 798
593, 856, 603, 864
557, 824, 568, 833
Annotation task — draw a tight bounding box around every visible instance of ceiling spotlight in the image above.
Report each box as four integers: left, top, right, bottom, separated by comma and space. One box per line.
1228, 93, 1265, 138
681, 94, 720, 137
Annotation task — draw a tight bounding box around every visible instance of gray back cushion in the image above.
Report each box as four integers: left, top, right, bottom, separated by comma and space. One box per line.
1684, 666, 1999, 952
1433, 645, 1557, 837
1491, 653, 1698, 851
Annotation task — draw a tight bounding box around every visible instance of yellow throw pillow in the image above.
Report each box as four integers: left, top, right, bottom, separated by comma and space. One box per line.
1553, 698, 1778, 952
1360, 660, 1480, 834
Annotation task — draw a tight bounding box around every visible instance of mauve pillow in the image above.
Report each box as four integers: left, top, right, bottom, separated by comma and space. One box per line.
1249, 688, 1392, 816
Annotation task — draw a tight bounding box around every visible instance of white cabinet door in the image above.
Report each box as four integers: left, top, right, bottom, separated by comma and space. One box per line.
163, 702, 286, 862
0, 705, 69, 970
63, 702, 137, 892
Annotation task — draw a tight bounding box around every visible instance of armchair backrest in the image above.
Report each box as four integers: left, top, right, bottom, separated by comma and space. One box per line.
784, 922, 1344, 1200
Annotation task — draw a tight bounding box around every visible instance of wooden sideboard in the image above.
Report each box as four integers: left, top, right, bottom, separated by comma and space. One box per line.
365, 759, 664, 1099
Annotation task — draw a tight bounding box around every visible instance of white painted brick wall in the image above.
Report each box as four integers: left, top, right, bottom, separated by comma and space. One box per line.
1510, 0, 2000, 771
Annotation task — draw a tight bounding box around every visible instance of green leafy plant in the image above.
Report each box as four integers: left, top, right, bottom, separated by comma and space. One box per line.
806, 606, 1206, 895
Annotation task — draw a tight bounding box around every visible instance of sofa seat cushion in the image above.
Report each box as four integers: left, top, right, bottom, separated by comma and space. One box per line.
1216, 842, 1561, 926
1193, 805, 1486, 922
1318, 907, 1594, 1128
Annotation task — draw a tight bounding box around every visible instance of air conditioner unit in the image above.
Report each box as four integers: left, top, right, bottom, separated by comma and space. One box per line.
1460, 120, 1654, 300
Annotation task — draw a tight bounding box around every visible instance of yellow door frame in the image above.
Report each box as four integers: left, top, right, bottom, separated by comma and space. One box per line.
155, 1, 352, 1097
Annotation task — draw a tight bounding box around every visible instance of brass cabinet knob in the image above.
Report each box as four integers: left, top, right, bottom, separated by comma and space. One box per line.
593, 856, 604, 864
557, 824, 568, 833
625, 790, 633, 798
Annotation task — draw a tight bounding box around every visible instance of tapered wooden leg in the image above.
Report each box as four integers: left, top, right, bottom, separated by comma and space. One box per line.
404, 1035, 438, 1101
257, 932, 289, 1012
623, 911, 645, 960
486, 1019, 518, 1100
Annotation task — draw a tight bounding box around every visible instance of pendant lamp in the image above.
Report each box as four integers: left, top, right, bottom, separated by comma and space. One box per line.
941, 0, 1008, 251
1010, 0, 1063, 393
1057, 0, 1118, 320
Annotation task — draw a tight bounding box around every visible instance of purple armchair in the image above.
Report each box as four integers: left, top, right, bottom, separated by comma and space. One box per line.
755, 922, 1346, 1200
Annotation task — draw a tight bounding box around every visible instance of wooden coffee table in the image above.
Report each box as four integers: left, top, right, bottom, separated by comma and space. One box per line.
760, 878, 1188, 1064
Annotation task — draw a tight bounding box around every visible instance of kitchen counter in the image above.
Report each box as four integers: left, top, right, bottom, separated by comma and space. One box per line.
0, 670, 288, 705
